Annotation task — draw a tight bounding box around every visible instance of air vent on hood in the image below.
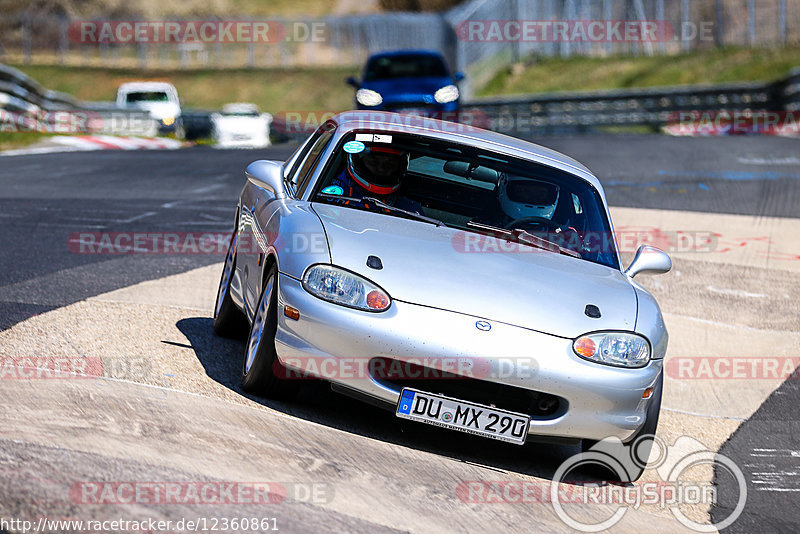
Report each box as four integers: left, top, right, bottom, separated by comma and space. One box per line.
585, 305, 601, 319
366, 255, 383, 270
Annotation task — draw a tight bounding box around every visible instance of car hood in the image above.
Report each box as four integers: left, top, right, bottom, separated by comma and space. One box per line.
362, 77, 453, 99
312, 204, 637, 339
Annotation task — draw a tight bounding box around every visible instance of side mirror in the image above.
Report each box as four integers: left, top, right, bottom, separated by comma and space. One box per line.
453, 71, 465, 82
624, 245, 672, 278
346, 76, 360, 88
245, 160, 287, 199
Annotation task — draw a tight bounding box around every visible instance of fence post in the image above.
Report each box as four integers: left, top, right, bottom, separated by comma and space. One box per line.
510, 0, 519, 63
779, 0, 787, 45
23, 12, 32, 64
545, 0, 555, 57
714, 0, 723, 47
59, 15, 69, 65
748, 0, 755, 45
656, 0, 665, 54
561, 0, 573, 58
681, 0, 690, 52
138, 42, 147, 70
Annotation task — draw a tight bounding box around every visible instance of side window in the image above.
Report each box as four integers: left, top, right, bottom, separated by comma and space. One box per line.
284, 132, 321, 187
571, 193, 583, 214
294, 124, 336, 197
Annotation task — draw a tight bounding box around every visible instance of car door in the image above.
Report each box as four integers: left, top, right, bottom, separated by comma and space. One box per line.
240, 124, 336, 317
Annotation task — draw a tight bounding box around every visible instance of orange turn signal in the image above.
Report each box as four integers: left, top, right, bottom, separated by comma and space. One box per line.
284, 305, 300, 321
573, 336, 597, 358
642, 387, 654, 399
366, 290, 390, 310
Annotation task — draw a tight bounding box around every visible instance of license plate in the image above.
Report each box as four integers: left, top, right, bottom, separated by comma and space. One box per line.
396, 388, 529, 445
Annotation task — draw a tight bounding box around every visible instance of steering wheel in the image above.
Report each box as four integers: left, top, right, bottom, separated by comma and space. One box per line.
505, 217, 562, 233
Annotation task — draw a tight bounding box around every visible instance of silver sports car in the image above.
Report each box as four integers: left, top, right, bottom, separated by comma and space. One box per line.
214, 111, 671, 480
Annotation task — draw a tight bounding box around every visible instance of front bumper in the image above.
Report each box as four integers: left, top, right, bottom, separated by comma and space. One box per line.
356, 100, 459, 113
275, 273, 663, 442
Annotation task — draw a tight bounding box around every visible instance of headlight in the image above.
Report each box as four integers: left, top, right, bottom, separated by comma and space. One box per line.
303, 264, 391, 312
573, 332, 650, 368
161, 116, 175, 126
356, 88, 383, 107
434, 84, 459, 104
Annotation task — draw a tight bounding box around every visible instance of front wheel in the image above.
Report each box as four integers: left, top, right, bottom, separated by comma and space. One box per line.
241, 264, 300, 400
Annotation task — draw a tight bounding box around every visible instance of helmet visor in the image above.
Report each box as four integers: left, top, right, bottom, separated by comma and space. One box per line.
350, 147, 408, 188
505, 179, 559, 206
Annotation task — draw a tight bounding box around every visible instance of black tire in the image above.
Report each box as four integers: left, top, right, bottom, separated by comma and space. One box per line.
213, 230, 248, 338
581, 373, 663, 482
241, 263, 300, 400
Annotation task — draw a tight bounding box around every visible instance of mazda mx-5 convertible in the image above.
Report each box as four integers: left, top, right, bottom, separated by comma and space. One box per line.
213, 111, 671, 480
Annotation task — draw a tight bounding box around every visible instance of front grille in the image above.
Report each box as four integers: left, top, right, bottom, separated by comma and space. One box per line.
382, 102, 440, 112
369, 357, 566, 419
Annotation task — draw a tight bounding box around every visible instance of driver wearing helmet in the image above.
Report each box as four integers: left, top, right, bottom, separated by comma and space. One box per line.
495, 175, 582, 250
497, 175, 560, 225
330, 144, 424, 214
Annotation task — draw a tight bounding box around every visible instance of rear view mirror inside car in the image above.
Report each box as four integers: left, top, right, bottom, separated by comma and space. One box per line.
443, 160, 499, 184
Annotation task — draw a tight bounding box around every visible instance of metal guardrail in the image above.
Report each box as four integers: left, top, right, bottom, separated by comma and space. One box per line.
1, 62, 217, 138
1, 63, 160, 136
461, 69, 800, 138
4, 60, 800, 141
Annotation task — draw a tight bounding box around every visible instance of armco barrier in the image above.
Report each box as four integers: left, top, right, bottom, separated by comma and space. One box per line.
3, 61, 800, 140
1, 63, 160, 136
461, 71, 800, 138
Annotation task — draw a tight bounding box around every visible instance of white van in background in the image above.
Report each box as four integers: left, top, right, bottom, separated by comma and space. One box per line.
116, 82, 182, 137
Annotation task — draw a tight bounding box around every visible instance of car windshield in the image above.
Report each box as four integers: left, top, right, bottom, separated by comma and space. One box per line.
364, 54, 449, 80
311, 133, 619, 269
126, 91, 169, 103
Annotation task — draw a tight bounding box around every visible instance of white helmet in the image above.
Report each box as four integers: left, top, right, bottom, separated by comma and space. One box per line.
497, 175, 560, 221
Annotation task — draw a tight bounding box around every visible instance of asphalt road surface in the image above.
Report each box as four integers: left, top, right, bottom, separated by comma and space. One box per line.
1, 134, 798, 533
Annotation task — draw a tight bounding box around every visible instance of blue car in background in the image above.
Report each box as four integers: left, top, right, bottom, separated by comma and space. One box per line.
347, 50, 464, 112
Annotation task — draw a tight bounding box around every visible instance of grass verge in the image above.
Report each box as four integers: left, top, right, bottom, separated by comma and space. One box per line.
8, 64, 358, 113
479, 46, 800, 97
0, 131, 52, 151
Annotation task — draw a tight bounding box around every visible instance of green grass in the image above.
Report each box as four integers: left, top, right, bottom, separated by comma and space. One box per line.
0, 131, 51, 150
9, 64, 358, 113
479, 46, 800, 97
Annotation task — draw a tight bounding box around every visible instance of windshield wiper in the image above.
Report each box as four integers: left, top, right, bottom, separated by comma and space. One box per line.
361, 197, 445, 227
315, 193, 445, 227
466, 221, 581, 258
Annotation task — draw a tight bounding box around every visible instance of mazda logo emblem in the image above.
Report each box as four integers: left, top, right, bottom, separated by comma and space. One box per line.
475, 320, 492, 332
